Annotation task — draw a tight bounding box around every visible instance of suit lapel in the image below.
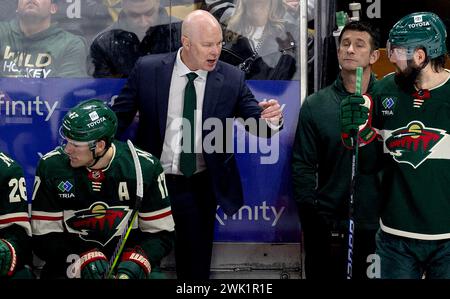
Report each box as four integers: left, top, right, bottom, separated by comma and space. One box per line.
157, 53, 176, 138
203, 64, 224, 122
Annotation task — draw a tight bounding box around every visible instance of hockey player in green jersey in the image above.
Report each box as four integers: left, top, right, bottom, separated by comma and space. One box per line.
31, 99, 175, 279
0, 152, 32, 279
341, 12, 450, 278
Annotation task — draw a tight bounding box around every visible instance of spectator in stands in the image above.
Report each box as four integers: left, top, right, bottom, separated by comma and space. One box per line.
206, 0, 314, 26
53, 0, 113, 42
0, 0, 88, 78
90, 0, 182, 78
283, 0, 315, 25
204, 0, 235, 26
220, 0, 308, 81
102, 0, 167, 41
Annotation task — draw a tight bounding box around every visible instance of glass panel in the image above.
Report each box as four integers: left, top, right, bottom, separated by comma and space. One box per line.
0, 0, 92, 78
0, 1, 313, 82
85, 0, 205, 78
216, 0, 303, 81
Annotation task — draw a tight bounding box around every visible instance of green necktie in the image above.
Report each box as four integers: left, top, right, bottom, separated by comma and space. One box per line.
180, 72, 198, 177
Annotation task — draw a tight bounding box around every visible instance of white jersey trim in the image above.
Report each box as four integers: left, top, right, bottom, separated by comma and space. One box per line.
138, 207, 175, 233
31, 211, 64, 235
380, 219, 450, 240
0, 212, 32, 236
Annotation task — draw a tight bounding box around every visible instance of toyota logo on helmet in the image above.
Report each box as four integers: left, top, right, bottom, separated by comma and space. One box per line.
61, 99, 118, 144
388, 12, 447, 60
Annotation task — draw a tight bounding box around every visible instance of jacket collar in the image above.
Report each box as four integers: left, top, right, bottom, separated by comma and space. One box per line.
333, 72, 376, 97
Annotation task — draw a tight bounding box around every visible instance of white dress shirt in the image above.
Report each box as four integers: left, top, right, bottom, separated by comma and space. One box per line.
160, 48, 208, 175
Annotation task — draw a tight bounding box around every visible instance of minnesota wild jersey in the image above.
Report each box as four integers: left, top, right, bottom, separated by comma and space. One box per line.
370, 72, 450, 239
0, 152, 30, 234
31, 141, 174, 278
0, 152, 31, 272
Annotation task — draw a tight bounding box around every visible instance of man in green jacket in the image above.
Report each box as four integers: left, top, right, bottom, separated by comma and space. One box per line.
0, 0, 87, 78
292, 21, 382, 279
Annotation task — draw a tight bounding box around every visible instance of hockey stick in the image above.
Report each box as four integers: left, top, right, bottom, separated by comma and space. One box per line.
346, 66, 363, 279
105, 140, 143, 279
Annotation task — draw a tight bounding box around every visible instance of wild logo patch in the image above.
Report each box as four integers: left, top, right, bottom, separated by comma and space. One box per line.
65, 202, 130, 246
386, 121, 445, 168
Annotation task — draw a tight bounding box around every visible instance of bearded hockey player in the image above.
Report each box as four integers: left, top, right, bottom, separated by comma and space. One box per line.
0, 152, 32, 279
31, 99, 175, 279
341, 12, 450, 279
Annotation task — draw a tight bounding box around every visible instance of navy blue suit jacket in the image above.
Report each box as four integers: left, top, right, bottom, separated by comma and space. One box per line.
112, 51, 268, 216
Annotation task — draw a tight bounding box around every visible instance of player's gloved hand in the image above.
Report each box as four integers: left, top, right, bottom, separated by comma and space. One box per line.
340, 94, 377, 148
0, 239, 17, 277
116, 247, 151, 279
80, 249, 108, 279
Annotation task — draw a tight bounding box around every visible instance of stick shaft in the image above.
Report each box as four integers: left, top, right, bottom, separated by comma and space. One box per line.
347, 66, 363, 279
104, 140, 143, 279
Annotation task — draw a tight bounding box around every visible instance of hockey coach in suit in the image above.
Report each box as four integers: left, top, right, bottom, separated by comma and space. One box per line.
112, 9, 283, 279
